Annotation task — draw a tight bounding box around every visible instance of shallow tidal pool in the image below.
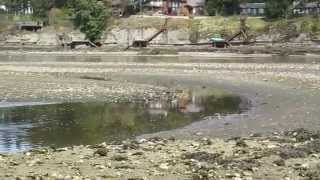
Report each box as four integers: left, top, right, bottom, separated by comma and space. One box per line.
0, 90, 249, 153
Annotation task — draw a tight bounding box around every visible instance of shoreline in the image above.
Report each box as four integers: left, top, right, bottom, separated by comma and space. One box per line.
1, 128, 320, 179
0, 43, 319, 57
0, 49, 320, 59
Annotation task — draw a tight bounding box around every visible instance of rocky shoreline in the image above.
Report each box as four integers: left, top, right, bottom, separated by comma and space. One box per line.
0, 43, 319, 56
1, 128, 320, 180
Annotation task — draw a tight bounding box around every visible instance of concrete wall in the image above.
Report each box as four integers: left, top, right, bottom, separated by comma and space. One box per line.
103, 27, 204, 46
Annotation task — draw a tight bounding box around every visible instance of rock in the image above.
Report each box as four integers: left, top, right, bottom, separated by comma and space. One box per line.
9, 161, 19, 166
138, 139, 147, 144
89, 142, 107, 148
284, 128, 320, 142
279, 148, 307, 159
273, 159, 285, 166
192, 169, 210, 180
148, 136, 163, 143
95, 165, 106, 169
28, 158, 42, 167
200, 138, 212, 145
236, 139, 248, 147
94, 148, 108, 156
195, 132, 203, 136
122, 141, 139, 150
112, 154, 128, 161
131, 151, 144, 156
55, 147, 68, 152
64, 175, 72, 180
182, 152, 221, 164
115, 164, 135, 169
127, 178, 144, 180
267, 143, 278, 148
226, 173, 241, 178
159, 163, 169, 170
242, 171, 252, 176
191, 143, 200, 148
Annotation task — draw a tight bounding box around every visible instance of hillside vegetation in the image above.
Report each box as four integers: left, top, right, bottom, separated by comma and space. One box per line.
1, 14, 320, 41
112, 15, 320, 40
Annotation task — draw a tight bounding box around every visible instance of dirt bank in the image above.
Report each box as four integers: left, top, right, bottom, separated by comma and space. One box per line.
1, 129, 320, 179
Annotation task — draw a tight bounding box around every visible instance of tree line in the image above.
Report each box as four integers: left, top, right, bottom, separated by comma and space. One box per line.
0, 0, 316, 42
0, 0, 110, 43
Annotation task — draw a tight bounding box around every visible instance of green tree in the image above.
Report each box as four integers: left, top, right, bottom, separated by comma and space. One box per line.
69, 0, 111, 42
265, 0, 293, 19
205, 0, 224, 15
205, 0, 240, 16
30, 0, 50, 19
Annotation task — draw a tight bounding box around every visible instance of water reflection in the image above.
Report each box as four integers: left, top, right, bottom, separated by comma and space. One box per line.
0, 93, 246, 152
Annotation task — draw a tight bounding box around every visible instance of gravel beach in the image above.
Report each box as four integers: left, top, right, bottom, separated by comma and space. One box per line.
0, 51, 320, 179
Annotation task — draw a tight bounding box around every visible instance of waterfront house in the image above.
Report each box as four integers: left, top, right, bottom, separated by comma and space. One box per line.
293, 1, 320, 15
144, 0, 204, 16
239, 3, 266, 16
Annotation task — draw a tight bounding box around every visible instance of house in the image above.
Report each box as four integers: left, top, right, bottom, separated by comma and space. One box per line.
293, 2, 320, 15
143, 0, 164, 15
239, 3, 266, 16
144, 0, 204, 16
184, 0, 204, 16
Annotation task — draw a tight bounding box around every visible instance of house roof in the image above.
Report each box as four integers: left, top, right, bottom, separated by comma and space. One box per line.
186, 0, 204, 7
305, 2, 320, 8
294, 1, 320, 8
110, 0, 122, 6
240, 3, 266, 9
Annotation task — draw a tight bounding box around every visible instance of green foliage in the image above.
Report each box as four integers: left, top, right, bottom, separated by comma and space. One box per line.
299, 16, 320, 36
205, 0, 223, 16
265, 0, 293, 19
205, 0, 240, 16
30, 0, 49, 20
1, 0, 68, 22
69, 0, 111, 42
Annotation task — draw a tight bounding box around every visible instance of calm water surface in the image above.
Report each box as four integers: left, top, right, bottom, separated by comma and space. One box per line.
0, 93, 247, 153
